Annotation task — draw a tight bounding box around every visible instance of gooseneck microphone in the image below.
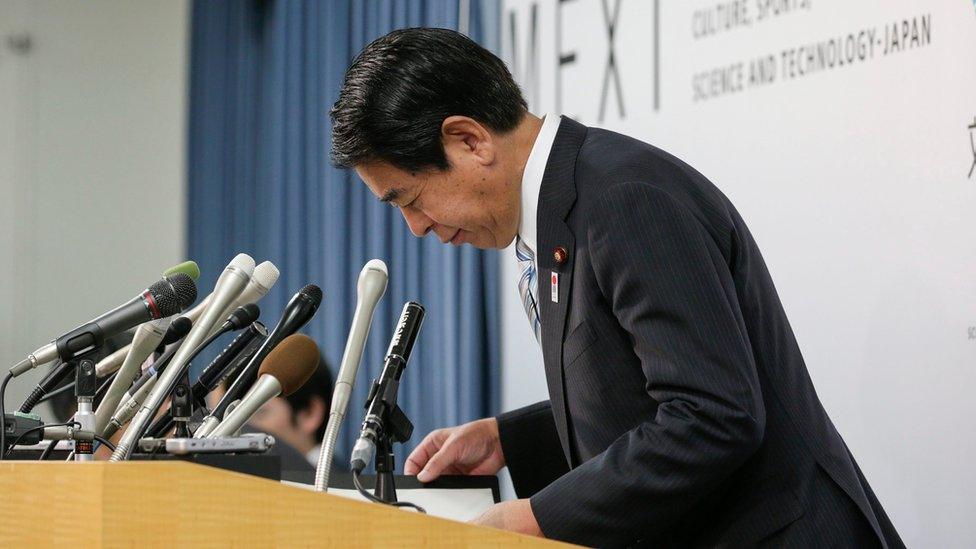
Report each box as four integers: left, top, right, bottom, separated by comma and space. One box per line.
194, 284, 323, 438
350, 302, 425, 474
315, 259, 388, 492
9, 273, 198, 378
207, 334, 319, 438
111, 254, 255, 461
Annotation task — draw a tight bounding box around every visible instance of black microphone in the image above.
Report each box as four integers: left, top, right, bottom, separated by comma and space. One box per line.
18, 290, 198, 414
192, 321, 268, 409
350, 301, 425, 473
194, 284, 323, 437
155, 316, 194, 354
9, 273, 198, 378
143, 320, 268, 438
34, 316, 190, 410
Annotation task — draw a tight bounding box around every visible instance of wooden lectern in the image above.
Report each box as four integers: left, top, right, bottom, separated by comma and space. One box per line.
0, 462, 571, 547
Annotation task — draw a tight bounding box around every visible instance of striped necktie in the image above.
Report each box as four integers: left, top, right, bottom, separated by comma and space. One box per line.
515, 236, 542, 344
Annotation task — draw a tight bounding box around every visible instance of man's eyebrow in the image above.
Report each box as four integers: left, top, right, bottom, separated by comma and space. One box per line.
379, 188, 405, 203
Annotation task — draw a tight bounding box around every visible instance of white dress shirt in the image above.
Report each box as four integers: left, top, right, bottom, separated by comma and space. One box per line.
517, 113, 562, 302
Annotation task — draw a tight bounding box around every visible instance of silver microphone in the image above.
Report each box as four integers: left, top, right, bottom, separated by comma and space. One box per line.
314, 259, 388, 491
210, 260, 279, 336
94, 346, 129, 378
93, 317, 171, 436
110, 253, 255, 461
177, 260, 279, 334
102, 373, 156, 439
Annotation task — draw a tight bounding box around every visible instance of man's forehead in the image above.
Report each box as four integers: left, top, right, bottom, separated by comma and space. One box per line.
356, 162, 416, 202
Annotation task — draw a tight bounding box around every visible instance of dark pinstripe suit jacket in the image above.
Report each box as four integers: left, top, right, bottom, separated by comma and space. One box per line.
496, 117, 904, 547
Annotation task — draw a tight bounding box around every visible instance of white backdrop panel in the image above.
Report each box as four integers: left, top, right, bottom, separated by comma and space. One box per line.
499, 1, 976, 546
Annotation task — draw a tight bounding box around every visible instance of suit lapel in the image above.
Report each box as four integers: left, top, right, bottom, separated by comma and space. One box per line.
536, 117, 588, 466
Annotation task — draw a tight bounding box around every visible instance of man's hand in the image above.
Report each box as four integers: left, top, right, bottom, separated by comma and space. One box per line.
404, 418, 505, 482
471, 499, 543, 537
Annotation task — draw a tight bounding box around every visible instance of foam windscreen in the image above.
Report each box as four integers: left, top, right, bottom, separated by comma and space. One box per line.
259, 333, 319, 396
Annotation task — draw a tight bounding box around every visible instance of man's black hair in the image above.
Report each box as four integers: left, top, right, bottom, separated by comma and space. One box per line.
331, 27, 527, 172
284, 355, 334, 443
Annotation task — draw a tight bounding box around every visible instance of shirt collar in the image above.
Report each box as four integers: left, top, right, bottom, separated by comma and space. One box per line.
517, 113, 562, 256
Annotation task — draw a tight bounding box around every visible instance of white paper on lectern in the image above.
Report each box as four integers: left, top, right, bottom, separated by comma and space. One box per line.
282, 481, 495, 522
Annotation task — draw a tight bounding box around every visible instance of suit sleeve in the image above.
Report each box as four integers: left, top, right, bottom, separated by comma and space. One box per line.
529, 182, 766, 545
496, 401, 570, 498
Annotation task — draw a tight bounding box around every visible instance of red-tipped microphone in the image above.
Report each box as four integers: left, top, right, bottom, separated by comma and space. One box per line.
9, 273, 198, 378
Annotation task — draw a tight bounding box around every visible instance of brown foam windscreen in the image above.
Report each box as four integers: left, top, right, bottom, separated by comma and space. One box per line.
258, 333, 319, 396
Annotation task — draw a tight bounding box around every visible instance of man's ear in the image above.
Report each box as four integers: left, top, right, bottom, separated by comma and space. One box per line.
297, 396, 327, 437
441, 115, 495, 166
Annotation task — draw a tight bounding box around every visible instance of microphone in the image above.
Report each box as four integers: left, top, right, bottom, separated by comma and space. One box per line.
350, 301, 425, 473
155, 316, 194, 351
190, 321, 267, 409
91, 259, 233, 376
93, 348, 127, 379
9, 273, 198, 378
211, 261, 278, 333
93, 317, 173, 435
33, 315, 193, 410
207, 334, 319, 438
194, 284, 323, 437
111, 254, 255, 460
94, 316, 193, 378
143, 315, 266, 439
182, 260, 279, 328
102, 306, 257, 439
314, 259, 388, 491
43, 425, 95, 442
163, 261, 201, 281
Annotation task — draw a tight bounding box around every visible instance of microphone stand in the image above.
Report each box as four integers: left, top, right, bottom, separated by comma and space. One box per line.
73, 359, 97, 461
364, 377, 414, 503
170, 370, 193, 438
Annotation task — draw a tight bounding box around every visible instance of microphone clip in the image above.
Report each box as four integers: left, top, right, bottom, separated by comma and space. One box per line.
357, 375, 414, 504
362, 375, 413, 445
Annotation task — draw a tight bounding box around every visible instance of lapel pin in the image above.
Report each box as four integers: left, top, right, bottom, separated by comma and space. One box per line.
553, 246, 568, 265
550, 271, 559, 303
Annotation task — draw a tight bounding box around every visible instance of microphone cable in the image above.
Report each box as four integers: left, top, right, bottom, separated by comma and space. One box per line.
38, 439, 58, 460
94, 435, 116, 452
2, 420, 79, 459
0, 371, 12, 459
352, 469, 426, 514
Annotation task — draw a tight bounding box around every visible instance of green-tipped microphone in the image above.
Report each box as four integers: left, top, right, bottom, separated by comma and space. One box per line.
163, 260, 201, 281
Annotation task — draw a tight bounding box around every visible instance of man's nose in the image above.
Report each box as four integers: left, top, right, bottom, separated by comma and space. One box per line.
401, 207, 433, 238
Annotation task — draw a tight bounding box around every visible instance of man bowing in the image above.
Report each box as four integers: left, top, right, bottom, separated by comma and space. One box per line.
330, 27, 903, 548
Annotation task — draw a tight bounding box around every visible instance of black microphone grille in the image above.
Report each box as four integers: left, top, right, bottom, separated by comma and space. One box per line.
163, 316, 193, 345
226, 303, 260, 329
299, 284, 323, 306
149, 273, 197, 317
167, 272, 199, 309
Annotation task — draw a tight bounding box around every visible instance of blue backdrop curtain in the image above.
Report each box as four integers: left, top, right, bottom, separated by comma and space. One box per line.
187, 0, 501, 471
